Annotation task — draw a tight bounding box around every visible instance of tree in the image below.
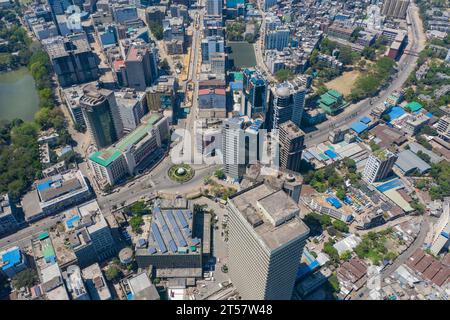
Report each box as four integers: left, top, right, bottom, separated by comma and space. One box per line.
214, 169, 226, 180
335, 188, 346, 201
275, 69, 294, 82
11, 268, 38, 290
340, 250, 352, 261
130, 215, 144, 233
105, 266, 121, 282
149, 22, 163, 40
328, 274, 340, 292
333, 220, 349, 233
323, 241, 339, 263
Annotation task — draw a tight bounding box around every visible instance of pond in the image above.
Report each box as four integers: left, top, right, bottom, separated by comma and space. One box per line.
228, 41, 257, 69
0, 67, 39, 122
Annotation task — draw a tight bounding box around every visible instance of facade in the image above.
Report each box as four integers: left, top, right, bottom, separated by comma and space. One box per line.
278, 121, 305, 173
222, 117, 264, 181
265, 28, 290, 51
0, 194, 19, 237
382, 0, 410, 19
430, 199, 450, 255
362, 150, 398, 183
89, 114, 169, 186
227, 182, 309, 299
43, 33, 99, 87
206, 0, 222, 16
62, 85, 87, 127
125, 42, 158, 91
80, 85, 124, 149
267, 81, 306, 130
243, 68, 267, 117
115, 89, 147, 133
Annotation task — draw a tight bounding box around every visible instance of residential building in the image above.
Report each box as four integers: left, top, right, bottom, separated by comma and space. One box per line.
362, 150, 398, 183
264, 0, 277, 10
62, 85, 87, 127
227, 182, 309, 299
112, 4, 138, 24
201, 36, 225, 63
267, 81, 306, 130
126, 272, 160, 300
146, 76, 177, 111
198, 88, 226, 118
278, 121, 305, 173
82, 263, 112, 300
80, 84, 124, 149
210, 52, 226, 75
89, 114, 169, 186
0, 194, 19, 237
265, 28, 290, 51
430, 199, 450, 255
402, 114, 430, 135
206, 0, 222, 16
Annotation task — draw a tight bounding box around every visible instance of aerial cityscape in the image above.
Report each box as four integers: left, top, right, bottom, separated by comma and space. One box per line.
0, 0, 449, 304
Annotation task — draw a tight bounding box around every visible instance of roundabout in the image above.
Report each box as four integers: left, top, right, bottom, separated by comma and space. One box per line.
168, 164, 195, 183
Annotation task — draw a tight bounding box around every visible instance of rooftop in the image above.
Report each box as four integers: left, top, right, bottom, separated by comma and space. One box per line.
229, 183, 309, 250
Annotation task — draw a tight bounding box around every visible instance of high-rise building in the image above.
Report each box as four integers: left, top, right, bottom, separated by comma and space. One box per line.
125, 42, 159, 91
264, 28, 290, 51
43, 34, 99, 88
80, 85, 123, 149
430, 199, 450, 255
115, 89, 147, 133
267, 81, 306, 130
362, 150, 398, 183
222, 117, 264, 181
381, 0, 410, 19
243, 68, 267, 117
278, 121, 305, 173
227, 182, 309, 299
206, 0, 222, 16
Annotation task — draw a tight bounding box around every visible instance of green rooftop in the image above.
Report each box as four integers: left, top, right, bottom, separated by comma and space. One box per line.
233, 72, 243, 81
406, 101, 422, 113
89, 114, 162, 167
327, 89, 343, 99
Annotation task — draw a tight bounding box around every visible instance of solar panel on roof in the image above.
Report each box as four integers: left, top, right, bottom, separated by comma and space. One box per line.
187, 210, 193, 219
192, 238, 200, 246
151, 222, 167, 253
169, 240, 177, 253
147, 247, 157, 254
167, 211, 187, 247
176, 210, 189, 228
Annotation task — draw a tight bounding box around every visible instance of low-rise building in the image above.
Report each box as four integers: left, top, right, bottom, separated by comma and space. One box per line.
125, 272, 160, 300
63, 265, 90, 300
82, 263, 112, 300
0, 246, 27, 278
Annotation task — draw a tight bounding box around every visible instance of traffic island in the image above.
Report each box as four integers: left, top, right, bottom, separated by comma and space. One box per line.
168, 164, 195, 183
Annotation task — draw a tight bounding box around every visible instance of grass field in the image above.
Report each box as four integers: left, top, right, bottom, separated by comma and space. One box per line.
325, 70, 361, 96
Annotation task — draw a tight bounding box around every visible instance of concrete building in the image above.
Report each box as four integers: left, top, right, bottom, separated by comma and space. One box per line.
402, 114, 430, 135
135, 206, 209, 279
82, 263, 112, 300
21, 170, 92, 223
198, 88, 226, 118
0, 194, 19, 237
227, 182, 309, 299
430, 199, 450, 255
115, 89, 147, 133
146, 76, 177, 111
278, 121, 305, 173
126, 272, 160, 300
65, 200, 116, 267
210, 52, 226, 75
395, 150, 431, 175
267, 81, 306, 130
263, 0, 277, 10
124, 42, 158, 91
112, 4, 138, 24
201, 35, 225, 63
80, 84, 124, 149
382, 0, 410, 19
64, 265, 90, 300
362, 150, 398, 183
62, 85, 87, 127
88, 114, 169, 186
43, 33, 99, 87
